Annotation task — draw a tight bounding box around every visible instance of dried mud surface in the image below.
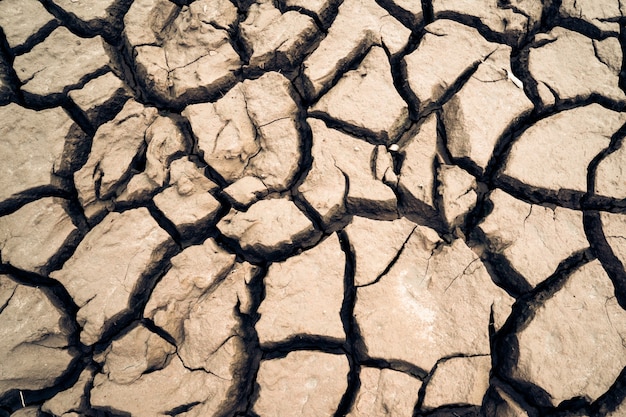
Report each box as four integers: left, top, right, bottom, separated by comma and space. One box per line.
1, 0, 626, 416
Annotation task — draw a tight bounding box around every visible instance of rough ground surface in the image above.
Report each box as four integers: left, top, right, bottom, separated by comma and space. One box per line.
1, 1, 626, 416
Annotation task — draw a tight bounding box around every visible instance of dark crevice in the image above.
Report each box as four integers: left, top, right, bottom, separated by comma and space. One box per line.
375, 0, 424, 30
491, 248, 595, 410
335, 230, 361, 416
260, 336, 345, 360
432, 11, 524, 46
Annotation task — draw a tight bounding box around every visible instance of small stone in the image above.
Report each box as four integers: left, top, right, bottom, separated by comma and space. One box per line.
437, 164, 478, 229
153, 158, 222, 236
0, 0, 56, 52
404, 20, 499, 112
297, 119, 348, 230
0, 104, 78, 206
398, 114, 438, 216
74, 100, 158, 222
560, 0, 622, 34
256, 234, 346, 345
529, 27, 626, 104
14, 27, 110, 99
344, 216, 417, 287
144, 238, 236, 341
300, 0, 411, 99
222, 176, 269, 209
0, 197, 79, 275
253, 351, 349, 416
42, 367, 95, 417
478, 189, 589, 287
241, 2, 320, 70
311, 46, 410, 143
0, 276, 76, 396
50, 208, 174, 346
503, 104, 626, 194
347, 367, 421, 417
354, 232, 513, 371
422, 355, 491, 409
218, 198, 321, 261
68, 72, 131, 126
444, 46, 534, 172
512, 260, 626, 406
432, 0, 541, 44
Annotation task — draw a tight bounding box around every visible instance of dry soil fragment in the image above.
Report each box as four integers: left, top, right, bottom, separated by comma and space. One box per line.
487, 387, 531, 417
144, 238, 236, 341
124, 0, 240, 106
596, 140, 626, 199
347, 367, 421, 417
601, 212, 626, 272
252, 351, 349, 416
444, 47, 533, 172
300, 0, 411, 99
560, 0, 623, 34
422, 355, 491, 409
91, 326, 239, 417
344, 216, 416, 287
404, 19, 499, 112
297, 119, 348, 230
14, 26, 110, 100
283, 0, 343, 28
311, 46, 410, 144
0, 276, 76, 397
176, 262, 253, 378
398, 114, 438, 217
74, 100, 158, 222
300, 119, 398, 219
0, 197, 79, 275
437, 164, 478, 229
42, 367, 95, 417
432, 0, 541, 44
256, 234, 346, 345
0, 0, 57, 52
529, 27, 626, 105
48, 0, 123, 35
218, 198, 321, 261
50, 208, 174, 346
478, 190, 588, 287
512, 260, 626, 406
116, 115, 189, 204
184, 72, 302, 192
240, 1, 320, 71
68, 72, 131, 126
222, 176, 269, 210
0, 104, 79, 206
354, 231, 513, 371
503, 104, 626, 194
153, 158, 221, 236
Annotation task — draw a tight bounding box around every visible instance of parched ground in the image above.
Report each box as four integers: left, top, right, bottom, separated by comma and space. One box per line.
1, 0, 626, 416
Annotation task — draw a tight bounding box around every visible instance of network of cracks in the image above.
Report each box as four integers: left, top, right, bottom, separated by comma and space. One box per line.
1, 0, 626, 416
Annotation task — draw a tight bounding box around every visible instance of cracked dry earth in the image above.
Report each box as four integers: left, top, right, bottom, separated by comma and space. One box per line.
3, 1, 626, 417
